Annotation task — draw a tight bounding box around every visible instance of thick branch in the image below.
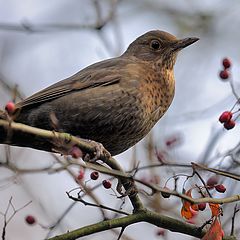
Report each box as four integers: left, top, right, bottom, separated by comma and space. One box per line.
135, 179, 240, 205
47, 209, 236, 240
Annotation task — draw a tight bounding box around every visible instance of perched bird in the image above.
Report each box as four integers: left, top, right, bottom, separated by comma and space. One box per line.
0, 30, 198, 155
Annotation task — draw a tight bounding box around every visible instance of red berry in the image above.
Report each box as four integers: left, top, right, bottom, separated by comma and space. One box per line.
222, 58, 231, 69
198, 203, 206, 211
5, 101, 16, 114
219, 70, 229, 80
25, 215, 36, 225
165, 135, 181, 148
76, 168, 85, 181
90, 171, 99, 180
156, 229, 165, 236
207, 175, 219, 189
215, 184, 226, 193
224, 119, 235, 130
219, 111, 232, 123
69, 146, 83, 159
161, 187, 171, 198
102, 179, 112, 189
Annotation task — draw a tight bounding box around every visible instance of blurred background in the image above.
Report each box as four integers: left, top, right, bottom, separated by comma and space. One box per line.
0, 0, 240, 239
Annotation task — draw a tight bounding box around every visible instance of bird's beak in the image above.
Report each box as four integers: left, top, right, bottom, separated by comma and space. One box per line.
171, 37, 199, 51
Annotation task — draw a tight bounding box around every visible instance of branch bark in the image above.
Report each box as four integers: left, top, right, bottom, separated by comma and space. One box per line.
48, 209, 236, 240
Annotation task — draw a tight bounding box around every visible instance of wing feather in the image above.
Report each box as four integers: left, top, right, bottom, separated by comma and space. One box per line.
16, 58, 123, 109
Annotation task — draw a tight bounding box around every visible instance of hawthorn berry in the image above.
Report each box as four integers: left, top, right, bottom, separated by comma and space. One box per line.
165, 135, 181, 148
198, 203, 206, 211
76, 168, 85, 181
224, 119, 235, 130
222, 58, 231, 69
219, 111, 232, 123
102, 179, 112, 189
207, 175, 219, 189
90, 171, 99, 180
25, 215, 36, 225
156, 229, 165, 236
5, 101, 16, 114
219, 69, 229, 80
215, 184, 226, 193
161, 187, 171, 198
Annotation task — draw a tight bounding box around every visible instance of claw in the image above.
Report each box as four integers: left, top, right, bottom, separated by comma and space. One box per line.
83, 140, 110, 162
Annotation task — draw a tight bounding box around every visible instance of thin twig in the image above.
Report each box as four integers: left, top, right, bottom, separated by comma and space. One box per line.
67, 192, 129, 216
0, 197, 31, 240
117, 227, 126, 240
231, 204, 239, 236
0, 1, 118, 34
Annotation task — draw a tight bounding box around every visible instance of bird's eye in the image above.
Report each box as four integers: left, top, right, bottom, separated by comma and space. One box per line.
150, 40, 161, 50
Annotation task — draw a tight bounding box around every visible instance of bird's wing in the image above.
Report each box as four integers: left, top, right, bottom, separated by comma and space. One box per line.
16, 58, 123, 109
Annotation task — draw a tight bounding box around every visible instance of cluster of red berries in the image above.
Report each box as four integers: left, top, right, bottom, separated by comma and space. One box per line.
192, 178, 226, 212
90, 171, 112, 189
218, 57, 239, 130
76, 169, 111, 189
207, 175, 226, 193
90, 171, 112, 188
219, 111, 235, 130
219, 58, 231, 80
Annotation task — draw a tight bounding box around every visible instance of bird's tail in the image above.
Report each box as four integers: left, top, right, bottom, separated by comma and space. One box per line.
0, 109, 54, 152
0, 109, 9, 145
0, 109, 7, 145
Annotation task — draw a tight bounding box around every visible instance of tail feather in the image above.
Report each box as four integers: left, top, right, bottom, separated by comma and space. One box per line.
0, 109, 54, 152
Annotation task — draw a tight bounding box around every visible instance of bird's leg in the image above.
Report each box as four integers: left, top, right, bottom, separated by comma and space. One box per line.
51, 132, 110, 162
48, 113, 111, 161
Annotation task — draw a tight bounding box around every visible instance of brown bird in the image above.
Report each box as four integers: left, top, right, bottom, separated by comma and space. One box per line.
0, 30, 198, 155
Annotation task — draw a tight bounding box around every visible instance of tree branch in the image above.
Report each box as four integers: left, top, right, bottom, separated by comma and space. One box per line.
0, 119, 144, 211
47, 209, 237, 240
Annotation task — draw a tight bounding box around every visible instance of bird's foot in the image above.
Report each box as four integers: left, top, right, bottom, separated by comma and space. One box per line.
83, 140, 111, 163
116, 179, 138, 197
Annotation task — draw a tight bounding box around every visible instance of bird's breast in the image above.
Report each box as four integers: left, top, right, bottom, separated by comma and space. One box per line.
139, 66, 175, 124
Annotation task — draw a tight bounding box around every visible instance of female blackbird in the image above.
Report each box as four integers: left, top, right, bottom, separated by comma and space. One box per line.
0, 30, 198, 155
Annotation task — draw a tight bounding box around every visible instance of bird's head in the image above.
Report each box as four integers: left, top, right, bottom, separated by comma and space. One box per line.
124, 30, 199, 69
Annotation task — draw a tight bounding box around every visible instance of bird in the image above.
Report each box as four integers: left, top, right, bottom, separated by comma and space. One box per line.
0, 30, 198, 156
